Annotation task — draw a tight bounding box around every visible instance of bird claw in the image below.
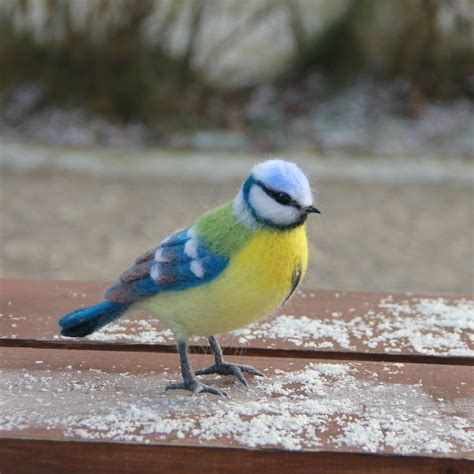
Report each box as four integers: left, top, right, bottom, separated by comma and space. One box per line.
195, 362, 265, 387
166, 379, 228, 397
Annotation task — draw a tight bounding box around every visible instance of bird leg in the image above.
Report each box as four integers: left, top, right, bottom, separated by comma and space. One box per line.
166, 338, 228, 397
195, 336, 265, 387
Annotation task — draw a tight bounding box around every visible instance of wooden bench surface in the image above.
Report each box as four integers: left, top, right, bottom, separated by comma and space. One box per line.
1, 279, 472, 364
0, 279, 473, 473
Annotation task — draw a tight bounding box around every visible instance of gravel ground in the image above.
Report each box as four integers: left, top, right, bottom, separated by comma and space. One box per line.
1, 168, 472, 294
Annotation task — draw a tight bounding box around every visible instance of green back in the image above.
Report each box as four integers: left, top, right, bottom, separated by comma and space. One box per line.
195, 201, 257, 256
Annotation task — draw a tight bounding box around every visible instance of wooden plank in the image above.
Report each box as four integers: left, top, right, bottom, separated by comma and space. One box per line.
1, 347, 473, 469
1, 439, 471, 474
1, 279, 473, 364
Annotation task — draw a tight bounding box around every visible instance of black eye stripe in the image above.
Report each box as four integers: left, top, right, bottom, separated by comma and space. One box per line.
255, 180, 301, 208
274, 191, 291, 205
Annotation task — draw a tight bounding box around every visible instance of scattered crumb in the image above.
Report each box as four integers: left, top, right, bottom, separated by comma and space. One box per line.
53, 296, 474, 359
84, 319, 175, 344
233, 297, 474, 357
1, 361, 471, 456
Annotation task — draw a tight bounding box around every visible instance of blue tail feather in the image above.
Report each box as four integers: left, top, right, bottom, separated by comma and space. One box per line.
59, 301, 130, 337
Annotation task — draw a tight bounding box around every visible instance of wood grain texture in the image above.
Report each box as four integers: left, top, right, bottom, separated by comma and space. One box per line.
1, 279, 472, 364
0, 439, 472, 474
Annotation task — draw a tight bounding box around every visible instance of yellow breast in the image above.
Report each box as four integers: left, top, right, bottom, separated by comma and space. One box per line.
143, 225, 308, 338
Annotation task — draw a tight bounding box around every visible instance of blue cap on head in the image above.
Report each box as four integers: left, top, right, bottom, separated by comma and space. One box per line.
251, 159, 312, 207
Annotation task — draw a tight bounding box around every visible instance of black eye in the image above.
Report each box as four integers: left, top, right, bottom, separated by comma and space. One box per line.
275, 192, 291, 205
255, 180, 295, 206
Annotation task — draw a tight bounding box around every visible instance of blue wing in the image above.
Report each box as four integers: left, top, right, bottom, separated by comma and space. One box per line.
104, 227, 228, 304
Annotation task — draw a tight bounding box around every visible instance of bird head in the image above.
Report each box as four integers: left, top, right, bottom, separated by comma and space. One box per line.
235, 159, 320, 229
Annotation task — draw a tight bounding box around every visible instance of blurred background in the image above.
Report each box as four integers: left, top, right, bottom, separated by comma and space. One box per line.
0, 0, 472, 294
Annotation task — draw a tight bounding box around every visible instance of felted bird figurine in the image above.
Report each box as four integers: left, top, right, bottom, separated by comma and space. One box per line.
59, 159, 320, 396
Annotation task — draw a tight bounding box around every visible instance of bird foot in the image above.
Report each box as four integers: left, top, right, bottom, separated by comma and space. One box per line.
195, 362, 265, 387
166, 378, 228, 397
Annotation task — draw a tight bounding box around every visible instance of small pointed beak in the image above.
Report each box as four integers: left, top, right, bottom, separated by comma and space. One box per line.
304, 205, 321, 215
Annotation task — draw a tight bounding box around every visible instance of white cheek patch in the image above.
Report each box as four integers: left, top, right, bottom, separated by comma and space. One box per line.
249, 185, 300, 227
